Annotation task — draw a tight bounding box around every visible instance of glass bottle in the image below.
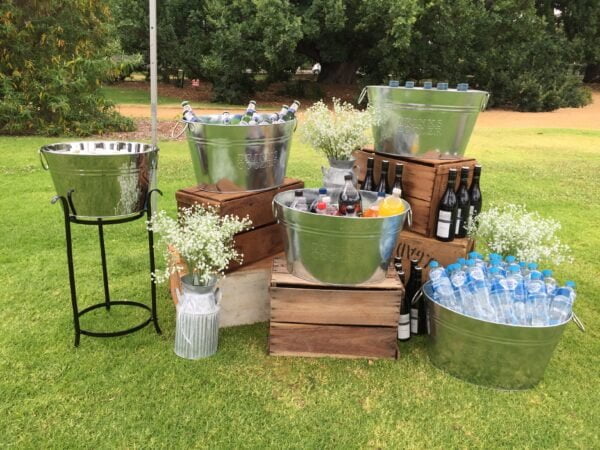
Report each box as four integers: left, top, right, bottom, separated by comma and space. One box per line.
455, 166, 471, 238
338, 174, 362, 216
377, 160, 390, 195
435, 169, 458, 242
361, 157, 376, 191
468, 165, 482, 227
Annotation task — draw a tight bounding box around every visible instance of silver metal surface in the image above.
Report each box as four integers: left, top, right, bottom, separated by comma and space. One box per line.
423, 282, 570, 390
185, 118, 296, 192
273, 189, 411, 285
363, 86, 489, 158
40, 141, 158, 219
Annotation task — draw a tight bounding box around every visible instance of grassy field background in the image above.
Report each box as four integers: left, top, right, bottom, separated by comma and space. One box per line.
0, 124, 599, 447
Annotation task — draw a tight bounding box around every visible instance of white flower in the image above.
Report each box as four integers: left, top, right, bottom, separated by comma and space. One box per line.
299, 98, 372, 160
148, 205, 252, 285
467, 203, 573, 266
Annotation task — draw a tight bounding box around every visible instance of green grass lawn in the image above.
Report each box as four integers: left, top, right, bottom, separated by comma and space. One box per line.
1, 128, 599, 448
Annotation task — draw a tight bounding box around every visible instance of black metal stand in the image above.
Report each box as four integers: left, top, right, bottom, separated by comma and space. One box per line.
52, 189, 163, 346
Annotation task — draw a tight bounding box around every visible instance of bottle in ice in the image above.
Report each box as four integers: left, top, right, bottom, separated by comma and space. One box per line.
467, 165, 482, 227
455, 166, 471, 238
506, 265, 528, 325
338, 174, 362, 215
379, 188, 405, 217
465, 259, 496, 321
181, 101, 200, 122
361, 157, 376, 191
428, 261, 458, 311
548, 281, 576, 325
377, 160, 390, 195
310, 187, 328, 212
488, 266, 516, 324
240, 100, 257, 125
282, 100, 300, 121
363, 191, 385, 217
290, 189, 307, 211
542, 269, 557, 296
435, 168, 458, 242
527, 272, 549, 326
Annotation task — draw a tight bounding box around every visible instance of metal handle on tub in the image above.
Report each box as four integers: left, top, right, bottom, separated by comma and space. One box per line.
572, 312, 585, 332
481, 92, 490, 111
358, 87, 368, 104
39, 150, 49, 170
170, 121, 188, 139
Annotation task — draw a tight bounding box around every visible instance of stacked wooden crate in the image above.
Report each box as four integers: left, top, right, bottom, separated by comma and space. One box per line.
355, 148, 475, 269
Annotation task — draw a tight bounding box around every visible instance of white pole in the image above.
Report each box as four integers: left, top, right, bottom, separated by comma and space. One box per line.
149, 0, 158, 147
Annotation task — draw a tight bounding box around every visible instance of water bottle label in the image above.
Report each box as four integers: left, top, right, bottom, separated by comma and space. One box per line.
436, 211, 452, 238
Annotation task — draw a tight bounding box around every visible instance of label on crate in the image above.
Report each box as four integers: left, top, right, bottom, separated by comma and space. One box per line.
398, 314, 411, 340
411, 308, 419, 334
436, 210, 452, 238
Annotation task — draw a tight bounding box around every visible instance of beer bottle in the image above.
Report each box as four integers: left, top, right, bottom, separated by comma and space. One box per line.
283, 100, 300, 121
240, 100, 257, 125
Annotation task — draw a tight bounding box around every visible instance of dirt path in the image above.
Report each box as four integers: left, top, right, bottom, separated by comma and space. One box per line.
116, 91, 600, 130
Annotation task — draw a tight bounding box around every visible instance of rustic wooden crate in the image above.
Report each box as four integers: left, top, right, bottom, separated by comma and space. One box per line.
175, 178, 304, 271
396, 230, 474, 279
355, 149, 478, 238
269, 257, 403, 360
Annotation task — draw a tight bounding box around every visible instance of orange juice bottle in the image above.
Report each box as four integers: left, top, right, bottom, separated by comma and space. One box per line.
379, 188, 405, 217
363, 192, 386, 217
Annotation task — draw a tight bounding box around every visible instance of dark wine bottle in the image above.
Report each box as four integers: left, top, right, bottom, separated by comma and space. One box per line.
468, 165, 482, 228
406, 259, 418, 333
377, 160, 390, 195
397, 267, 411, 341
408, 264, 424, 335
435, 168, 458, 242
390, 163, 404, 196
415, 266, 427, 335
361, 157, 376, 191
454, 166, 471, 238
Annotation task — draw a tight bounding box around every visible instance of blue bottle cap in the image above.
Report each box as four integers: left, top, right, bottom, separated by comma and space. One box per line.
423, 81, 433, 89
505, 255, 516, 263
458, 258, 466, 265
468, 251, 478, 259
447, 263, 458, 272
528, 262, 538, 270
405, 81, 415, 88
530, 272, 541, 280
509, 265, 520, 273
389, 80, 400, 87
319, 187, 327, 195
566, 281, 576, 288
489, 267, 499, 274
542, 269, 553, 277
429, 260, 439, 268
466, 259, 475, 267
519, 261, 527, 268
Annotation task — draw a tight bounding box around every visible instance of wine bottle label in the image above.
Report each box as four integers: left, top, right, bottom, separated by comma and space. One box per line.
398, 325, 410, 340
410, 308, 418, 333
436, 210, 452, 238
455, 208, 462, 233
469, 205, 474, 218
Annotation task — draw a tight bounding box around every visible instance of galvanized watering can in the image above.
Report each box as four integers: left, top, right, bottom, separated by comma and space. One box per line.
39, 141, 158, 219
273, 189, 411, 285
421, 282, 583, 390
184, 117, 296, 193
174, 275, 221, 360
359, 85, 489, 158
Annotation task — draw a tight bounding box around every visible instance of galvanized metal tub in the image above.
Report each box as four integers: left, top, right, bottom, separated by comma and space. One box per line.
185, 118, 296, 193
39, 141, 158, 219
422, 282, 570, 390
273, 189, 411, 285
361, 86, 489, 158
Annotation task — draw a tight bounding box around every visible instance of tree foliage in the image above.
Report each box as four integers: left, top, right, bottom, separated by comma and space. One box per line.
0, 0, 134, 136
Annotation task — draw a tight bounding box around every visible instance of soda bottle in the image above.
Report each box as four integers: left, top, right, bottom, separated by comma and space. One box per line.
315, 201, 328, 215
338, 174, 362, 215
289, 190, 304, 209
379, 188, 404, 217
345, 205, 358, 217
363, 192, 386, 217
321, 195, 337, 216
310, 187, 328, 212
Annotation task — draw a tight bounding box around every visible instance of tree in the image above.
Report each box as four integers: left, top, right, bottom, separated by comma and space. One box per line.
0, 0, 133, 135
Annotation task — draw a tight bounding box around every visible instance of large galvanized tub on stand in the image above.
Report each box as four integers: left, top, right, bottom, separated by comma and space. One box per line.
422, 282, 570, 390
361, 86, 489, 158
185, 118, 296, 193
39, 141, 158, 219
273, 189, 411, 285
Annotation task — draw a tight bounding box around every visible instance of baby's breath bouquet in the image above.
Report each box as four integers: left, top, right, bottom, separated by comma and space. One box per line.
148, 205, 252, 286
467, 203, 572, 266
300, 98, 372, 160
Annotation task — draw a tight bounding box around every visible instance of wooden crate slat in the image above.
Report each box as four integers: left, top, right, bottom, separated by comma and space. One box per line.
269, 323, 398, 360
229, 223, 284, 271
270, 287, 400, 327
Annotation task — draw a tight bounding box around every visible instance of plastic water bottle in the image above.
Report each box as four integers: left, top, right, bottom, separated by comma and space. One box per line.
289, 190, 308, 211
519, 261, 529, 278
466, 259, 496, 321
488, 267, 516, 324
505, 255, 519, 272
428, 261, 457, 310
469, 251, 488, 274
542, 269, 557, 296
310, 187, 328, 212
527, 262, 542, 281
447, 264, 470, 315
527, 272, 549, 326
548, 281, 576, 325
457, 258, 467, 271
506, 266, 528, 325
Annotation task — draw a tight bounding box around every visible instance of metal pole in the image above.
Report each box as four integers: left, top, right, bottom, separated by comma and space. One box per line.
149, 0, 158, 147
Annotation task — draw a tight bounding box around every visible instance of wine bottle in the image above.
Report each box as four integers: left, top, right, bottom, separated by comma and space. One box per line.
390, 163, 404, 196
377, 160, 390, 195
415, 265, 427, 335
397, 267, 411, 341
361, 157, 376, 191
468, 165, 482, 227
407, 263, 424, 335
454, 166, 471, 238
435, 168, 458, 242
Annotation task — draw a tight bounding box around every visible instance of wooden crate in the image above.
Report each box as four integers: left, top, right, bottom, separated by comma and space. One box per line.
269, 257, 403, 360
354, 149, 478, 238
175, 178, 304, 271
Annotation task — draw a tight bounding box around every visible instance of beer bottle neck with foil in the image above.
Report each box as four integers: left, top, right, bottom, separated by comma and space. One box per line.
283, 100, 300, 121
240, 100, 257, 123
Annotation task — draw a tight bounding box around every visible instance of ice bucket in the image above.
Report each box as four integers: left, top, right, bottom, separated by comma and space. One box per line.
185, 117, 296, 193
39, 141, 158, 219
361, 85, 489, 158
422, 282, 570, 390
273, 189, 411, 285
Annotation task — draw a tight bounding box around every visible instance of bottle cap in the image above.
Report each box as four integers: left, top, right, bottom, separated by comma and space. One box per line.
469, 251, 478, 259
528, 262, 538, 270
505, 255, 516, 263
423, 81, 433, 89
489, 267, 499, 274
377, 191, 386, 197
530, 272, 541, 280
294, 190, 303, 197
318, 187, 327, 195
446, 263, 457, 271
429, 261, 439, 268
458, 258, 466, 265
509, 265, 520, 273
519, 261, 527, 268
405, 81, 415, 88
566, 281, 576, 288
542, 269, 553, 277
344, 174, 352, 181
316, 202, 326, 210
392, 187, 402, 197
389, 80, 400, 87
466, 259, 475, 267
